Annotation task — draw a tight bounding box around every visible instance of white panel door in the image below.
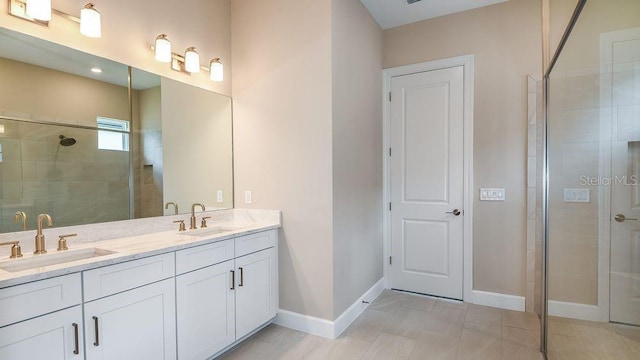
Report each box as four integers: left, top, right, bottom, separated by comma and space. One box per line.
176, 260, 236, 360
84, 278, 176, 360
0, 306, 83, 360
235, 247, 277, 339
610, 34, 640, 326
390, 66, 465, 299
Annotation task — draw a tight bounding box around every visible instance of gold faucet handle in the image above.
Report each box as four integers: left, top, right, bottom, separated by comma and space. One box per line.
173, 220, 186, 232
57, 234, 77, 251
0, 241, 23, 259
201, 216, 211, 228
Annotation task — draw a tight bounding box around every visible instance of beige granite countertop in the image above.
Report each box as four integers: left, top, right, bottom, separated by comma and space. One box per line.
0, 209, 281, 288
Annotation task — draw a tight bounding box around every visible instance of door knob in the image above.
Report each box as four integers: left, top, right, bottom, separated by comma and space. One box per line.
615, 214, 638, 223
446, 209, 462, 216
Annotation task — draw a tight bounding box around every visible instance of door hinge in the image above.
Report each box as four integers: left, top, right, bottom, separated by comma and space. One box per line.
388, 147, 391, 157
389, 92, 392, 102
389, 256, 392, 265
389, 202, 391, 211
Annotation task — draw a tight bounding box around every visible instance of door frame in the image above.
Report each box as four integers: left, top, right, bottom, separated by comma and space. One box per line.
597, 26, 640, 323
382, 55, 475, 302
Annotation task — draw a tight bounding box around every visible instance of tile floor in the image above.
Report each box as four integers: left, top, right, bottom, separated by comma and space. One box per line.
547, 316, 640, 360
218, 290, 544, 360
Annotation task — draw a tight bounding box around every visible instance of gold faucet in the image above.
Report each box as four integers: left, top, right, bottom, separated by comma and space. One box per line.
165, 202, 179, 215
14, 211, 27, 231
34, 214, 53, 255
190, 203, 205, 230
0, 241, 23, 258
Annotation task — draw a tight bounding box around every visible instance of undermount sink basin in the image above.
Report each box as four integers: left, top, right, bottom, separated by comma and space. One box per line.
183, 226, 240, 237
0, 248, 116, 273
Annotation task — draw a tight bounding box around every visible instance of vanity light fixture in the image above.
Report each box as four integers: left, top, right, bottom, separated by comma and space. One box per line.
184, 47, 200, 73
0, 124, 5, 134
154, 34, 172, 63
25, 0, 50, 21
150, 34, 223, 81
80, 3, 101, 38
9, 0, 102, 38
209, 58, 223, 82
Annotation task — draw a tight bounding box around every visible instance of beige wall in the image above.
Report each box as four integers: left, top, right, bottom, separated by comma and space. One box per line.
0, 57, 129, 125
331, 0, 383, 318
232, 0, 335, 320
383, 0, 542, 297
161, 78, 233, 213
0, 0, 231, 96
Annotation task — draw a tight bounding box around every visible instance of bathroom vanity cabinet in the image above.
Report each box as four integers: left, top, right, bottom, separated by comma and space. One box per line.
0, 229, 278, 360
0, 274, 83, 359
176, 231, 278, 360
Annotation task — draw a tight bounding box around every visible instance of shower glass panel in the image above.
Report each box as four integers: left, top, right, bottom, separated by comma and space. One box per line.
0, 118, 131, 233
545, 0, 640, 358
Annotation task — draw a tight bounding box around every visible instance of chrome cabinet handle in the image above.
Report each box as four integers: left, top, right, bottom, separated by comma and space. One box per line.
230, 270, 235, 290
239, 267, 244, 287
72, 323, 79, 355
93, 316, 100, 346
615, 214, 638, 223
446, 209, 462, 216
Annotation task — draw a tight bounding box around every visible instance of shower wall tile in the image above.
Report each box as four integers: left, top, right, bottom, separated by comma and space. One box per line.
560, 142, 600, 175
526, 75, 541, 314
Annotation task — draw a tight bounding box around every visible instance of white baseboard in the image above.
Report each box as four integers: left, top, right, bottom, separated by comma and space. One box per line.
273, 278, 385, 339
548, 300, 600, 322
273, 309, 335, 339
471, 290, 525, 311
334, 278, 385, 337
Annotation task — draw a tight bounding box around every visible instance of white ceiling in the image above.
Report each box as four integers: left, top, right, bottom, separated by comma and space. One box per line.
360, 0, 510, 29
0, 27, 160, 90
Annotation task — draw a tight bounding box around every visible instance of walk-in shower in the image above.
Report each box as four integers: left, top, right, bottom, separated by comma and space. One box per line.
0, 117, 131, 232
542, 0, 640, 358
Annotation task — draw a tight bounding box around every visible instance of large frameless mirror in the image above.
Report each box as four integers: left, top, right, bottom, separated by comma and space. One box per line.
0, 27, 233, 233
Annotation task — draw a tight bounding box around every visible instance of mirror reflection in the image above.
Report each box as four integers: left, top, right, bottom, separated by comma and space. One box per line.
0, 27, 233, 233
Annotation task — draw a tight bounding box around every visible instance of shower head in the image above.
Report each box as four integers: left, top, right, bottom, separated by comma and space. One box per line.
58, 135, 77, 146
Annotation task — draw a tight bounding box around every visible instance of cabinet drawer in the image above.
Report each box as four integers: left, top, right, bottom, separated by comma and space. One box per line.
0, 274, 81, 327
235, 230, 277, 258
83, 253, 175, 302
176, 239, 234, 275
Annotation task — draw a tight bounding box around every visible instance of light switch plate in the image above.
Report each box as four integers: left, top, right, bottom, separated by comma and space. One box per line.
480, 188, 506, 201
244, 190, 252, 204
564, 189, 590, 203
217, 190, 223, 203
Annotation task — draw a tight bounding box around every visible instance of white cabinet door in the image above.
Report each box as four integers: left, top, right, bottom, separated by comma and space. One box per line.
0, 306, 83, 360
84, 278, 176, 360
176, 260, 235, 360
235, 247, 278, 339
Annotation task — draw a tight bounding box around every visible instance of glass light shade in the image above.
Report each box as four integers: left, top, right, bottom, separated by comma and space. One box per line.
0, 124, 4, 134
26, 0, 51, 21
184, 47, 200, 73
209, 58, 223, 82
80, 3, 101, 38
155, 34, 172, 63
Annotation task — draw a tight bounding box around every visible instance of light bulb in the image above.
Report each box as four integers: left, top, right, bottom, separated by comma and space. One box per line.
155, 34, 172, 63
80, 3, 101, 38
185, 47, 200, 73
26, 0, 51, 21
209, 58, 223, 82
